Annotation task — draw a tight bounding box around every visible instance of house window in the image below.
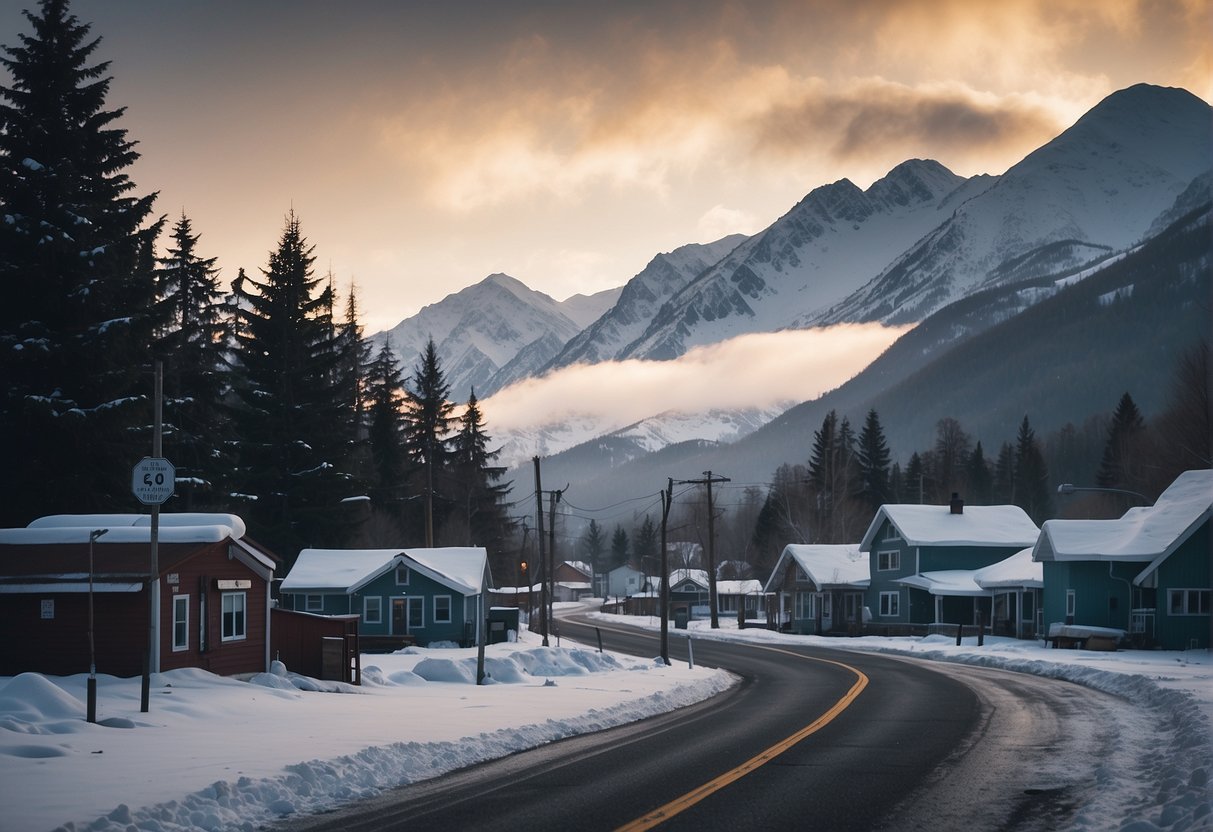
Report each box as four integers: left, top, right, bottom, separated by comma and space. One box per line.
364, 596, 382, 625
879, 591, 900, 617
396, 564, 410, 586
1168, 589, 1211, 616
221, 592, 247, 641
305, 594, 323, 612
172, 595, 189, 652
408, 597, 424, 630
883, 523, 900, 541
795, 566, 809, 582
877, 551, 900, 571
794, 591, 813, 620
1065, 589, 1076, 617
434, 595, 452, 624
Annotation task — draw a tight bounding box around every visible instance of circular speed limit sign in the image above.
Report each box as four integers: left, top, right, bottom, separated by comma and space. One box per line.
132, 457, 176, 505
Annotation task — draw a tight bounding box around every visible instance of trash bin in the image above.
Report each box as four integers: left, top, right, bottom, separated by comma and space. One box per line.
488, 606, 520, 644
674, 608, 689, 630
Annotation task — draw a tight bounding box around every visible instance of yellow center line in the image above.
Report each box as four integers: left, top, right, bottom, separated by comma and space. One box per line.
612, 642, 869, 832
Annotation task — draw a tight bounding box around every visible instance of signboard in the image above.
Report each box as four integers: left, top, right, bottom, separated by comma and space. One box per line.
132, 457, 175, 505
41, 599, 54, 620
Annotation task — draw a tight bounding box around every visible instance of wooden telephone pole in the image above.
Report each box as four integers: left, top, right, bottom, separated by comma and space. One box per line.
675, 471, 730, 628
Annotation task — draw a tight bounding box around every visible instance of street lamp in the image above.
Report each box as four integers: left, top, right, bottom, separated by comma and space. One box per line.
87, 528, 109, 723
1056, 483, 1150, 505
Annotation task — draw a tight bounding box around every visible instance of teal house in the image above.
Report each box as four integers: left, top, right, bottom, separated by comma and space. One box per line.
279, 547, 491, 647
858, 495, 1040, 630
1034, 469, 1211, 650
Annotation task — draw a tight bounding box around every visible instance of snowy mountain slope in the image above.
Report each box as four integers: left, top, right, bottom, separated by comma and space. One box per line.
492, 404, 787, 471
619, 160, 991, 360
559, 286, 625, 329
812, 84, 1213, 326
546, 235, 748, 369
371, 274, 586, 402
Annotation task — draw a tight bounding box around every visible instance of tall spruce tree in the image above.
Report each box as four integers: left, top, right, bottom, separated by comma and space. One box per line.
856, 408, 891, 511
0, 0, 163, 524
450, 389, 513, 561
228, 211, 353, 557
1096, 392, 1148, 491
965, 441, 993, 504
365, 339, 408, 515
610, 525, 630, 570
402, 338, 455, 545
582, 519, 606, 591
1013, 415, 1053, 523
993, 441, 1016, 504
155, 211, 230, 508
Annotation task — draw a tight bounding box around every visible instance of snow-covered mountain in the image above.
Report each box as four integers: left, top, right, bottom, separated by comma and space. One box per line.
546, 235, 748, 370
371, 274, 589, 402
618, 160, 992, 360
492, 404, 787, 471
811, 84, 1213, 326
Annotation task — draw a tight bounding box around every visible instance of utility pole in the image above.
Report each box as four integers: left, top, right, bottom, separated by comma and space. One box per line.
547, 486, 563, 644
674, 471, 730, 628
659, 478, 673, 666
142, 361, 163, 712
533, 457, 547, 646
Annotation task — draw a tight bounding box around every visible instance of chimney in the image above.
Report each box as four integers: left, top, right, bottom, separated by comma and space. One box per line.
949, 493, 964, 514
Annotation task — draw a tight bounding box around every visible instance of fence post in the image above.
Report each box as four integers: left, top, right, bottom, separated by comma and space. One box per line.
595, 627, 603, 653
956, 623, 963, 646
687, 636, 695, 670
977, 612, 985, 647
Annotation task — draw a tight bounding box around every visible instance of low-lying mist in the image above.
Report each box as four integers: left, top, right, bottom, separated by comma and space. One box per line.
481, 323, 911, 433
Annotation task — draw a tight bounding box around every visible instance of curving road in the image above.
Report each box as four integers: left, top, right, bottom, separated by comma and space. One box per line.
283, 613, 1144, 831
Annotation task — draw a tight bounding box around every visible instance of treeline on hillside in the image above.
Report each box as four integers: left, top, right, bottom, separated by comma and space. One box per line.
572, 341, 1209, 582
0, 2, 514, 574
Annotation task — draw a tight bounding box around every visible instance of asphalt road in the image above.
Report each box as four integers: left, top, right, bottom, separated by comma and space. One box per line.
284, 615, 998, 831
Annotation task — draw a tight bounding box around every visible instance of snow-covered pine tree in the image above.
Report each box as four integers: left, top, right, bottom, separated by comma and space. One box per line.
0, 0, 163, 524
154, 211, 231, 508
402, 338, 456, 546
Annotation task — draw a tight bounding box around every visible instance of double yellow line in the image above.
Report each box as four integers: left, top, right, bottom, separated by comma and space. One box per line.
614, 643, 869, 831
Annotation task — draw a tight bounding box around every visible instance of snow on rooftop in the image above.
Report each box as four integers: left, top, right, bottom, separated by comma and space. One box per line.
862, 504, 1040, 550
715, 579, 764, 595
974, 547, 1042, 589
897, 570, 986, 596
0, 524, 238, 546
1034, 469, 1212, 565
26, 513, 248, 539
282, 547, 488, 595
772, 544, 869, 590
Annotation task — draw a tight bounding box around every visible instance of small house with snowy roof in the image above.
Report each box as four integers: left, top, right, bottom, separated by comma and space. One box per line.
764, 544, 869, 635
279, 547, 491, 648
1033, 469, 1211, 650
0, 513, 278, 677
859, 495, 1040, 631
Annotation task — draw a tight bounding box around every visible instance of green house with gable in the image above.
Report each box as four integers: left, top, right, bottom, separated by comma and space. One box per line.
1034, 469, 1211, 650
858, 495, 1040, 630
279, 547, 491, 647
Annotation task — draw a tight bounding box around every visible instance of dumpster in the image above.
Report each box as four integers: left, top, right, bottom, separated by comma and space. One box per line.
488, 606, 520, 644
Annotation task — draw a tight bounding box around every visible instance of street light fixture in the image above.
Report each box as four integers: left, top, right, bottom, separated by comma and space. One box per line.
1056, 483, 1150, 505
87, 527, 109, 723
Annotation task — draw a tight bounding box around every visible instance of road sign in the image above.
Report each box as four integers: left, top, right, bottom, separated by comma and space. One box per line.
132, 457, 175, 505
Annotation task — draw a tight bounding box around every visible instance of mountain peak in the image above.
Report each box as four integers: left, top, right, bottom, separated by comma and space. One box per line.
867, 159, 963, 208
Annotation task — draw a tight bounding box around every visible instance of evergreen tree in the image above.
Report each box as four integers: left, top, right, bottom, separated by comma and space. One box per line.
856, 408, 892, 511
993, 441, 1016, 504
1096, 392, 1148, 491
965, 441, 993, 504
1152, 340, 1211, 488
335, 282, 372, 449
364, 339, 408, 515
228, 211, 352, 558
634, 514, 658, 574
610, 525, 630, 570
889, 462, 903, 504
0, 0, 163, 524
1013, 415, 1053, 523
582, 519, 606, 590
450, 389, 513, 561
155, 211, 230, 508
401, 338, 455, 545
904, 452, 926, 504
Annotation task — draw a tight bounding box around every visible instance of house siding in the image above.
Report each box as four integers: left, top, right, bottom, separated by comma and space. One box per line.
1042, 560, 1140, 631
0, 590, 146, 677
1153, 522, 1211, 650
356, 568, 474, 646
867, 520, 915, 623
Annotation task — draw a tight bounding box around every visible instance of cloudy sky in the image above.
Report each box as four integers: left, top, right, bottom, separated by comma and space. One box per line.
2, 0, 1209, 333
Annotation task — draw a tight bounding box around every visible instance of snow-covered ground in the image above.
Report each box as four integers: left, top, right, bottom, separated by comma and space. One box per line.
2, 603, 1209, 831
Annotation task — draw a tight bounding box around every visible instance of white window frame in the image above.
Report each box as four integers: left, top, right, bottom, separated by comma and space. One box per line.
364, 595, 383, 625
1168, 589, 1211, 616
305, 594, 323, 612
395, 564, 410, 586
879, 591, 900, 617
877, 550, 900, 571
1065, 589, 1076, 617
794, 590, 812, 620
221, 592, 247, 642
172, 594, 190, 652
407, 596, 425, 631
